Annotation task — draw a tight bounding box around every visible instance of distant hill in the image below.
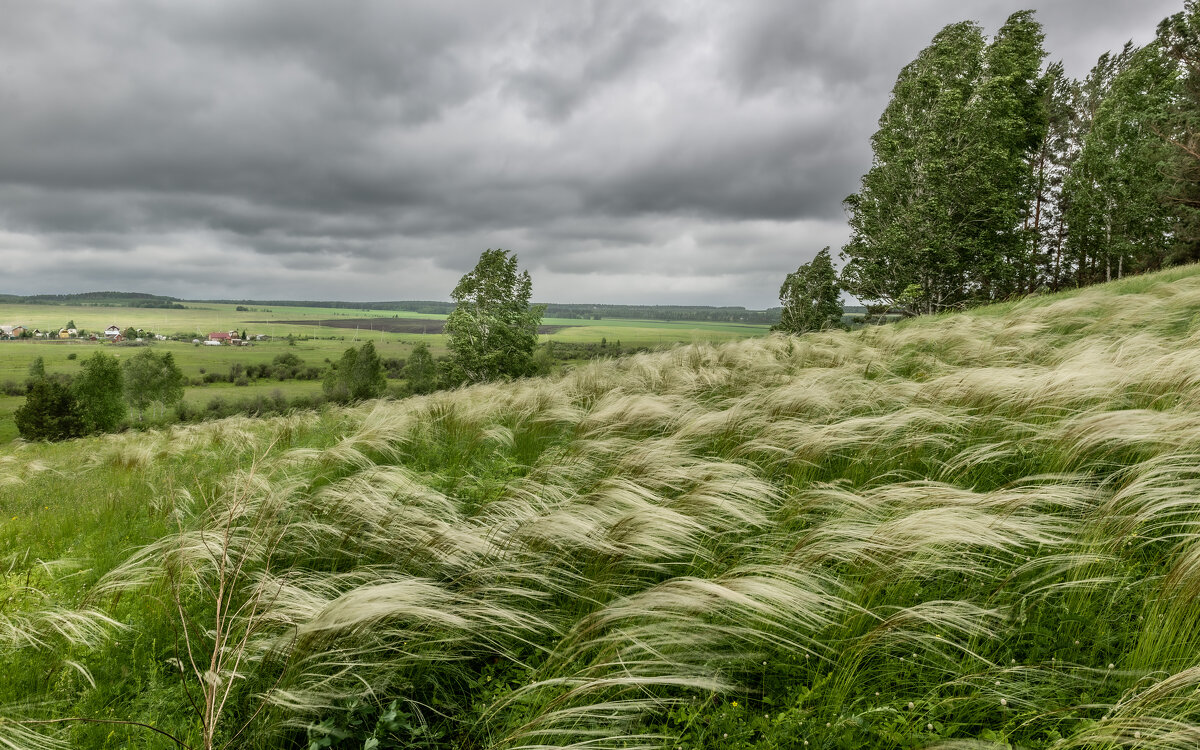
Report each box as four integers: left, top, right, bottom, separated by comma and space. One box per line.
0, 291, 185, 309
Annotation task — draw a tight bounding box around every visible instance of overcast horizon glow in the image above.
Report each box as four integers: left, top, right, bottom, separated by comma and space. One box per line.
0, 1, 1182, 307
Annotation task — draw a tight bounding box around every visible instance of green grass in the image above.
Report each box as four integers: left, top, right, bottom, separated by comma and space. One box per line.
0, 303, 769, 443
9, 269, 1200, 748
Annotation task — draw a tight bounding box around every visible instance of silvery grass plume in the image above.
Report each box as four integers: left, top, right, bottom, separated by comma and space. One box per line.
486, 568, 846, 750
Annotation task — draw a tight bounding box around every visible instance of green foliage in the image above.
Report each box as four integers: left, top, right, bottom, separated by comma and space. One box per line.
27, 356, 45, 381
774, 247, 843, 334
842, 12, 1049, 314
444, 249, 545, 382
323, 341, 387, 402
404, 342, 437, 395
73, 351, 127, 434
14, 378, 84, 441
1064, 42, 1178, 282
122, 349, 186, 420
1155, 2, 1200, 264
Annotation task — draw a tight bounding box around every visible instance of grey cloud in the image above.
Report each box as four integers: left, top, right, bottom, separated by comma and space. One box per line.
0, 0, 1182, 307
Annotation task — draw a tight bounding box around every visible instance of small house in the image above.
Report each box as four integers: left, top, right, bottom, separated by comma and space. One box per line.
104, 325, 121, 339
208, 331, 232, 343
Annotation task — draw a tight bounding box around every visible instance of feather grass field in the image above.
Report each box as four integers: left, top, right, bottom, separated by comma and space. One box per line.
7, 266, 1200, 747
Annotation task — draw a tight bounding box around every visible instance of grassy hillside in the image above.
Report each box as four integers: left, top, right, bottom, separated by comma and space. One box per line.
5, 266, 1200, 748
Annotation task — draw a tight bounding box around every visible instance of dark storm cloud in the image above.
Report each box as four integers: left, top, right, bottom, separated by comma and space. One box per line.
0, 0, 1184, 306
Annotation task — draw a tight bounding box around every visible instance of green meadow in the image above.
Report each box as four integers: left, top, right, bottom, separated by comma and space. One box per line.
0, 303, 771, 442
10, 268, 1200, 748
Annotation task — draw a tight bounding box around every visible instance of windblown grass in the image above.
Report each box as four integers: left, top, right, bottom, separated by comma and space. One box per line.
9, 268, 1200, 747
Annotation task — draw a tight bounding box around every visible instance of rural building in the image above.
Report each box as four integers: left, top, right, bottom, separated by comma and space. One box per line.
0, 325, 24, 339
203, 340, 222, 346
208, 331, 232, 343
104, 325, 122, 338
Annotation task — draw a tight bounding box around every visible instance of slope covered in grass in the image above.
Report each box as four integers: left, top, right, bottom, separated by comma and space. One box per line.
7, 266, 1200, 748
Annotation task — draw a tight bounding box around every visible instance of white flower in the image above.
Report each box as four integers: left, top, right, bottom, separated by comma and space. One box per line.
926, 723, 933, 731
1108, 663, 1115, 669
1000, 698, 1008, 707
907, 702, 915, 710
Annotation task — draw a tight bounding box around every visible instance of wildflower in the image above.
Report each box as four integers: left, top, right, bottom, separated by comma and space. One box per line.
731, 702, 738, 707
722, 733, 728, 739
907, 702, 915, 710
1000, 698, 1008, 707
1108, 663, 1115, 669
1134, 731, 1142, 739
926, 723, 933, 731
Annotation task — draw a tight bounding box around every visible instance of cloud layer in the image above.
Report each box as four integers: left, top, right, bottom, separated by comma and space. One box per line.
0, 0, 1182, 306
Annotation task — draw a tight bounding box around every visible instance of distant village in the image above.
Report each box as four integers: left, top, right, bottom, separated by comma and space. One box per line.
0, 324, 269, 345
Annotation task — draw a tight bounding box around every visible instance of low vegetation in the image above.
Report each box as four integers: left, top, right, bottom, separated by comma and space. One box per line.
4, 266, 1200, 748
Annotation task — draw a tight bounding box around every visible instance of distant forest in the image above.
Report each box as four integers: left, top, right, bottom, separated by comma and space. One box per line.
0, 291, 185, 308
205, 299, 784, 324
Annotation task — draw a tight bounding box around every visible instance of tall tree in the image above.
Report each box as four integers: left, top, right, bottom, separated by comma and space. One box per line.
1157, 2, 1200, 264
841, 20, 986, 316
841, 13, 1048, 314
323, 342, 387, 402
74, 351, 126, 434
1030, 62, 1082, 290
404, 342, 438, 395
774, 248, 843, 334
971, 10, 1050, 297
1064, 43, 1177, 283
123, 349, 186, 421
445, 249, 545, 383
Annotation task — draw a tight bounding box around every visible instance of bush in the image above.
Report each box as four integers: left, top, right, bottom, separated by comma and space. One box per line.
14, 379, 84, 441
1, 380, 24, 397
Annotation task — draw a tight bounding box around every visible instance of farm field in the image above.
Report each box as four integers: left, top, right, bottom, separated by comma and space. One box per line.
9, 266, 1200, 748
0, 303, 771, 442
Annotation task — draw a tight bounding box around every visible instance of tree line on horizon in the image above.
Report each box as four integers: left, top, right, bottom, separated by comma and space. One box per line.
779, 2, 1200, 328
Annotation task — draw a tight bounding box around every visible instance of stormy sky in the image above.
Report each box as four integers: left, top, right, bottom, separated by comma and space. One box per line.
0, 1, 1183, 307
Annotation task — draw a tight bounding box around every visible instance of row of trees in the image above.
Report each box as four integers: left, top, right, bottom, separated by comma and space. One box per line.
783, 4, 1200, 321
15, 350, 186, 440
